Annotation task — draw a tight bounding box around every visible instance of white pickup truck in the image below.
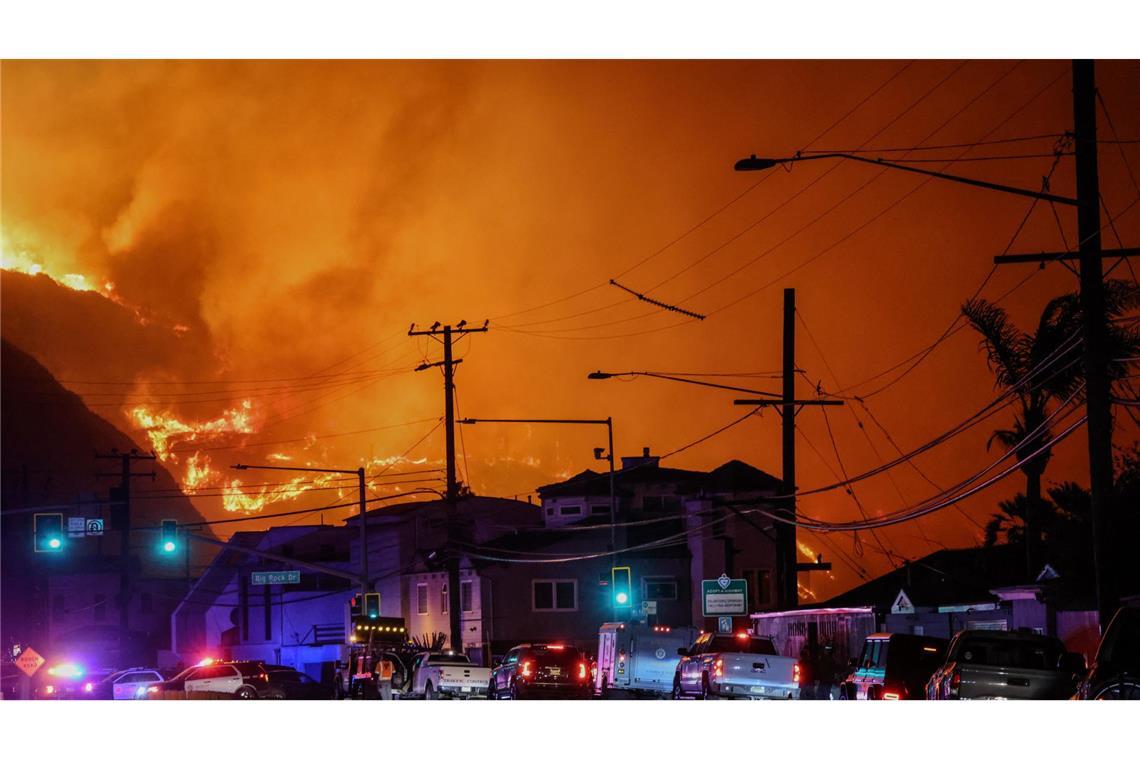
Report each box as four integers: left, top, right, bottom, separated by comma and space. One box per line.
406, 651, 491, 700
673, 632, 801, 700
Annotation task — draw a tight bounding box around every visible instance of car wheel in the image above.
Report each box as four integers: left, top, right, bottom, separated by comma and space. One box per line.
509, 679, 522, 701
235, 686, 258, 700
698, 675, 713, 700
425, 682, 436, 700
671, 679, 684, 700
599, 675, 609, 700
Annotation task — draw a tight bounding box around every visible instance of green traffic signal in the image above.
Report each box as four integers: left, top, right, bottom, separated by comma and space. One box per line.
364, 592, 381, 619
611, 566, 632, 608
34, 513, 65, 553
160, 519, 178, 553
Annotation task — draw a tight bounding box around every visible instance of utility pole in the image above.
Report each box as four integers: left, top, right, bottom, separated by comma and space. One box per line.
96, 449, 155, 665
990, 61, 1126, 628
1073, 60, 1116, 627
735, 288, 842, 610
410, 320, 488, 652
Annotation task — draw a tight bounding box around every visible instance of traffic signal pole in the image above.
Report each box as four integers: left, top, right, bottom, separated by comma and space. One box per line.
96, 449, 155, 666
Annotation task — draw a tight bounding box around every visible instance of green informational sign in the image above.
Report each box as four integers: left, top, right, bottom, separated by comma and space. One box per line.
251, 570, 301, 585
702, 574, 748, 616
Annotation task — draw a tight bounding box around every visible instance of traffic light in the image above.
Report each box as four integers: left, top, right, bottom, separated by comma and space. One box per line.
160, 520, 178, 553
364, 592, 381, 619
611, 566, 632, 608
34, 513, 65, 553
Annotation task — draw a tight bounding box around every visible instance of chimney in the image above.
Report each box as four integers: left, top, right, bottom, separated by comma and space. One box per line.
621, 446, 659, 471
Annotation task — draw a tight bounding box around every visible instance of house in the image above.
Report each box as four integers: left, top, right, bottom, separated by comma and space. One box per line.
751, 544, 1102, 664
422, 451, 786, 657
168, 525, 356, 681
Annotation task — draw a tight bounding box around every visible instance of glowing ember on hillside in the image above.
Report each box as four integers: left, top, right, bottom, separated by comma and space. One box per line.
129, 400, 257, 460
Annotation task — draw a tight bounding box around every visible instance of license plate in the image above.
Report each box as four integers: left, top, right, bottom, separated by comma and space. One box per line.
548, 668, 561, 676
461, 686, 472, 693
750, 686, 767, 694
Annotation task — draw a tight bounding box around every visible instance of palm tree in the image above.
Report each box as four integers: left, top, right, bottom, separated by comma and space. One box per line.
962, 278, 1139, 576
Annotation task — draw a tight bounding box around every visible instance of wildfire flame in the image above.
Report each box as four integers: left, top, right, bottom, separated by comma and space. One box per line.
183, 452, 217, 495
2, 246, 111, 295
129, 400, 256, 460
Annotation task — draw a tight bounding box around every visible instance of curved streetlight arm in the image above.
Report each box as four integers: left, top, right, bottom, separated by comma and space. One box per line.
735, 152, 1078, 206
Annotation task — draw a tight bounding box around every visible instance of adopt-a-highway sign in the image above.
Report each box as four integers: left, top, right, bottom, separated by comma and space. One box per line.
702, 574, 748, 616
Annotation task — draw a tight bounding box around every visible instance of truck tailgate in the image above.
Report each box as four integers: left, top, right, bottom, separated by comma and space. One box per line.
958, 665, 1070, 700
717, 653, 799, 696
437, 666, 491, 688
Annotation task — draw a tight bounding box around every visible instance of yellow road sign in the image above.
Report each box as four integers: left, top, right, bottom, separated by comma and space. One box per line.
15, 647, 45, 677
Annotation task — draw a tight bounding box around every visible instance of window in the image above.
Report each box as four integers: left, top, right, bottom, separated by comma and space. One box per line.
94, 594, 107, 622
559, 505, 582, 516
912, 625, 925, 636
416, 583, 429, 615
644, 577, 678, 600
532, 579, 577, 611
745, 569, 772, 608
140, 592, 153, 615
441, 583, 448, 614
461, 580, 474, 613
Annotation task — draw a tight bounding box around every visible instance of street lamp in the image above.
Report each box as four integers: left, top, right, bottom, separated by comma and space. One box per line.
458, 416, 620, 577
233, 462, 371, 597
733, 152, 1079, 206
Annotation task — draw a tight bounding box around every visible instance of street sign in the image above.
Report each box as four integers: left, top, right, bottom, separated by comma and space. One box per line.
251, 570, 301, 585
702, 574, 748, 616
15, 646, 45, 677
717, 616, 733, 634
85, 518, 104, 536
641, 600, 658, 615
68, 517, 86, 537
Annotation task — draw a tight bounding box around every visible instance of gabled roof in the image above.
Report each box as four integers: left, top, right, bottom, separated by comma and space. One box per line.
817, 544, 1029, 610
535, 459, 782, 498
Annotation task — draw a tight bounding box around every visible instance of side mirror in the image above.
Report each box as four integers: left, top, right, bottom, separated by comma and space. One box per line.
677, 647, 689, 657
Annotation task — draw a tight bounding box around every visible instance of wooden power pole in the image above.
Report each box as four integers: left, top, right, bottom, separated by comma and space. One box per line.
409, 320, 488, 652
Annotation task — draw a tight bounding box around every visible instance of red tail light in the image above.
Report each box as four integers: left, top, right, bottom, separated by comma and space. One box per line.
520, 660, 533, 678
713, 659, 724, 679
793, 663, 801, 683
577, 662, 587, 680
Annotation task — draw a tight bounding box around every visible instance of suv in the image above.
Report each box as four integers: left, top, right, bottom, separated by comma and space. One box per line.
840, 633, 947, 700
927, 630, 1085, 700
155, 660, 269, 699
1076, 605, 1140, 700
489, 644, 592, 699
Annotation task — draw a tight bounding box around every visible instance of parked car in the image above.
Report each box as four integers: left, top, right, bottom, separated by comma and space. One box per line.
83, 667, 164, 700
1075, 605, 1140, 700
262, 668, 335, 700
926, 629, 1086, 700
37, 663, 114, 700
839, 632, 947, 700
672, 631, 800, 700
153, 660, 264, 698
595, 622, 699, 698
407, 651, 491, 699
489, 644, 592, 700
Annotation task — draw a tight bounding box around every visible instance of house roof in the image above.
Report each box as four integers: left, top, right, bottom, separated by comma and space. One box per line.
816, 544, 1031, 610
535, 459, 782, 498
342, 495, 540, 524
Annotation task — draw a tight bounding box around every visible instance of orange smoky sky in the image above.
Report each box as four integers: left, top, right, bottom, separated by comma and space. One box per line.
2, 59, 1138, 599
